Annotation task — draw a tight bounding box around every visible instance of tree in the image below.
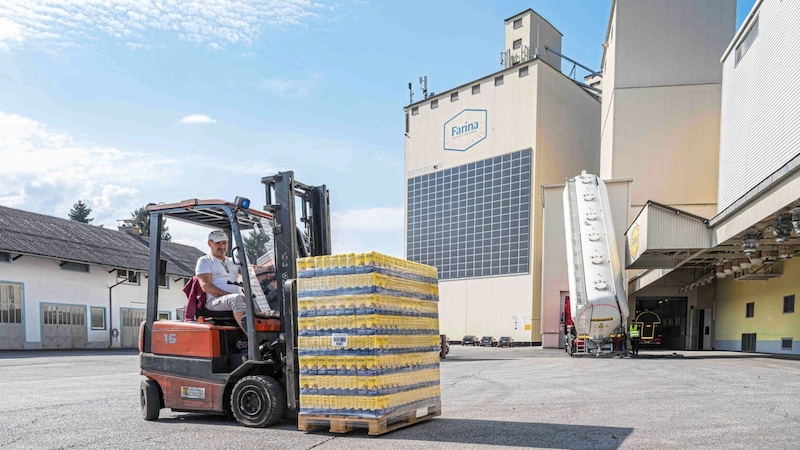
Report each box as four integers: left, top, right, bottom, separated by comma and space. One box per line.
68, 200, 94, 224
243, 228, 271, 264
131, 206, 171, 241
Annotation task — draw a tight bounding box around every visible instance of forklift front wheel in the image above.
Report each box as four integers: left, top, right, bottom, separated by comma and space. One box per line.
230, 375, 286, 427
140, 379, 162, 421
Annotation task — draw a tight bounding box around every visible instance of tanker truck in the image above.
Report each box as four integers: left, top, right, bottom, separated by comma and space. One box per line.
563, 171, 629, 356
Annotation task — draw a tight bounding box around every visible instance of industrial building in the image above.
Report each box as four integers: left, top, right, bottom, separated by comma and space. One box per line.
408, 0, 800, 355
404, 9, 601, 344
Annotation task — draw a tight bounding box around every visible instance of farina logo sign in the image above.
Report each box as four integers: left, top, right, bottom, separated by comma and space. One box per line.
443, 109, 487, 151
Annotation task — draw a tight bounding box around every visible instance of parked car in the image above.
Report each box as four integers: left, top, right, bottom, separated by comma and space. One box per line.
480, 336, 497, 347
498, 336, 514, 347
462, 335, 479, 346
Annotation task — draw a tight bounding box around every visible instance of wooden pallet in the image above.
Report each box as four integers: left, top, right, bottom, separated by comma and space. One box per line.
297, 403, 442, 436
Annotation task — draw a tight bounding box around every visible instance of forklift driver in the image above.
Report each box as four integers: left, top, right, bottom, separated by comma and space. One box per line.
195, 230, 247, 332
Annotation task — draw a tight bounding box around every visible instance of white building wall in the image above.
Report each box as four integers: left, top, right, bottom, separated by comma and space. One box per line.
3, 255, 187, 349
405, 59, 600, 343
717, 0, 800, 212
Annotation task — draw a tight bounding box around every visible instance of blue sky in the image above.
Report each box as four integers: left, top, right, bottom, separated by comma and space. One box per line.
0, 0, 756, 255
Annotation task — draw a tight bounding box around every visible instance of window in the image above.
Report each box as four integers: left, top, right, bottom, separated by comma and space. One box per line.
471, 84, 480, 95
513, 39, 522, 50
91, 307, 106, 330
405, 113, 409, 133
411, 106, 419, 116
61, 261, 89, 272
117, 269, 140, 285
158, 312, 171, 321
0, 283, 23, 324
745, 302, 754, 318
735, 16, 758, 66
0, 251, 9, 262
513, 18, 522, 29
519, 66, 529, 77
158, 272, 168, 288
450, 92, 458, 102
781, 338, 793, 351
494, 75, 504, 86
431, 99, 438, 109
784, 295, 795, 313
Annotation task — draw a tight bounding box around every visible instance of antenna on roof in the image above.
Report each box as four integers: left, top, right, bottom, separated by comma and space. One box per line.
419, 76, 428, 99
408, 82, 414, 104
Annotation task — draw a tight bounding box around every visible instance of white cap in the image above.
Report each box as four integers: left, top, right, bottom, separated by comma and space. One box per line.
208, 230, 228, 242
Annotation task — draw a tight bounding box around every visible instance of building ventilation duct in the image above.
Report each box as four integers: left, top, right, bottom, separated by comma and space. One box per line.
740, 229, 762, 256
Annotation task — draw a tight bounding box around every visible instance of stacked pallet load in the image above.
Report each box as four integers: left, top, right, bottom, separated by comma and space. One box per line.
296, 252, 442, 435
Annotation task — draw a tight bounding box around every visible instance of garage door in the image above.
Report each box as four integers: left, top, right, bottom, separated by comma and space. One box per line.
120, 308, 146, 348
41, 304, 87, 349
0, 283, 24, 349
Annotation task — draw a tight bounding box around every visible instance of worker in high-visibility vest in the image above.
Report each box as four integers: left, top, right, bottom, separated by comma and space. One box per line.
629, 322, 641, 356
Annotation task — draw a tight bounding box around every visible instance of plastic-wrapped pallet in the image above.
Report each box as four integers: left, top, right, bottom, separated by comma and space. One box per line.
296, 252, 441, 419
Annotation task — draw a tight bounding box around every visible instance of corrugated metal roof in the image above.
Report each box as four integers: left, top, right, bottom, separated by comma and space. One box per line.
0, 205, 203, 276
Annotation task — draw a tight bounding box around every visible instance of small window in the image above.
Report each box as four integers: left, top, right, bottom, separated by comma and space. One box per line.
0, 252, 9, 262
158, 312, 171, 321
519, 66, 529, 77
471, 84, 480, 95
513, 18, 522, 29
735, 16, 758, 66
745, 302, 754, 318
784, 295, 795, 314
411, 106, 419, 116
405, 112, 409, 133
494, 75, 504, 86
450, 92, 458, 102
513, 39, 522, 50
431, 99, 438, 109
158, 272, 168, 288
781, 338, 793, 350
61, 261, 89, 272
117, 269, 140, 285
91, 307, 106, 330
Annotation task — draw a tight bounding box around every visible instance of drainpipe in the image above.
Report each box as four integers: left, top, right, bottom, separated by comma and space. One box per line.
108, 276, 130, 347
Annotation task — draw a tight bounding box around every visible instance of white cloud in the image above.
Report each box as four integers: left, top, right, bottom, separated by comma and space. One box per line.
0, 0, 331, 51
0, 18, 24, 51
0, 110, 281, 234
258, 75, 320, 97
179, 114, 217, 124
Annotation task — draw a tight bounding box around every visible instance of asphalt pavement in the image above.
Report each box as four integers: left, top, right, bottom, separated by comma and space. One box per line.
1, 346, 798, 449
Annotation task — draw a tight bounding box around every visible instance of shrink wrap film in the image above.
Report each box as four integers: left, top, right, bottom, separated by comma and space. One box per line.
297, 252, 442, 418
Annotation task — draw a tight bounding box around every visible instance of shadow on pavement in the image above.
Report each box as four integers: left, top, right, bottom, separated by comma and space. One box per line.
304, 418, 633, 449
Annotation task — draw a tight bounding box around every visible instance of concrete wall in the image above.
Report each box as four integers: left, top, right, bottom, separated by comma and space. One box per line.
0, 255, 187, 349
600, 0, 736, 220
715, 258, 800, 355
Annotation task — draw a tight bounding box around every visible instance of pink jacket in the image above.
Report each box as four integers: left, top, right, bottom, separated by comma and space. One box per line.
182, 276, 206, 322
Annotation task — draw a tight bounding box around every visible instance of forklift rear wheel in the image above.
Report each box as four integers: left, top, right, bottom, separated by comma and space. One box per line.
231, 375, 286, 427
140, 379, 161, 421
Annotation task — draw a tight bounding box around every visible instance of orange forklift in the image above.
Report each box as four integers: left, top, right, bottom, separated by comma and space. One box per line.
139, 171, 330, 427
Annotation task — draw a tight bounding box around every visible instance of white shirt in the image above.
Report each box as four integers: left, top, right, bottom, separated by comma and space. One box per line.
195, 254, 241, 299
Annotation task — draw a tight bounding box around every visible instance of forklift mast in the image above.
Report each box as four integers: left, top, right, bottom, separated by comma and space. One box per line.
262, 171, 331, 411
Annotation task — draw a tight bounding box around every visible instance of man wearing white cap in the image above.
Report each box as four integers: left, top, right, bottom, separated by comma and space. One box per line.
195, 229, 247, 331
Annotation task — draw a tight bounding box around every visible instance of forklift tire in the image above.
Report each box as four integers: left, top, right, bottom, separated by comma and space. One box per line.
140, 379, 161, 421
230, 375, 286, 428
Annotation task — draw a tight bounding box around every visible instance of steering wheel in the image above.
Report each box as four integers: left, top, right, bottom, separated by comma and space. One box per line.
231, 246, 242, 265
